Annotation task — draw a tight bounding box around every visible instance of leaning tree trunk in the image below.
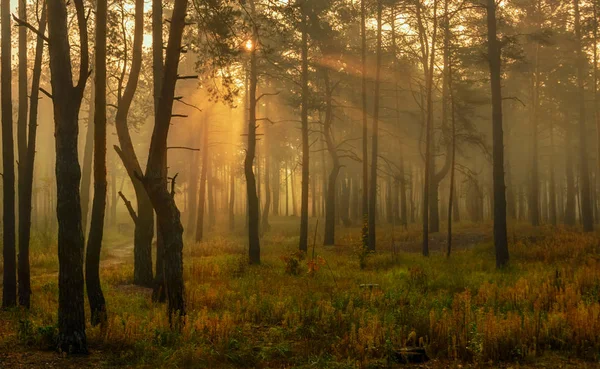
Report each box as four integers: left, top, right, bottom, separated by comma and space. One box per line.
486, 0, 509, 268
86, 0, 107, 326
299, 9, 310, 253
114, 0, 154, 287
47, 0, 90, 353
142, 0, 188, 320
367, 0, 382, 251
17, 6, 47, 309
573, 0, 594, 232
1, 0, 16, 309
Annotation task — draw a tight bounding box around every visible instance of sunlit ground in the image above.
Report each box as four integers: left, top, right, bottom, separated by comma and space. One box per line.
1, 218, 600, 368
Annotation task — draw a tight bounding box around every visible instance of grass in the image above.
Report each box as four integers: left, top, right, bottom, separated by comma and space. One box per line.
1, 217, 600, 368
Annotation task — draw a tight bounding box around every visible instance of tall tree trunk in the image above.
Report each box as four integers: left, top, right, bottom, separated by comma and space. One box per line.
246, 0, 260, 264
529, 43, 540, 226
86, 0, 107, 326
299, 8, 310, 253
150, 0, 165, 302
549, 122, 557, 226
16, 0, 28, 308
285, 161, 290, 216
47, 0, 90, 352
229, 163, 235, 229
323, 70, 340, 246
143, 0, 188, 320
18, 7, 47, 309
486, 0, 509, 268
573, 0, 594, 231
81, 88, 94, 234
114, 0, 153, 287
419, 0, 438, 256
360, 0, 369, 243
368, 0, 382, 251
445, 0, 455, 257
261, 122, 271, 233
195, 119, 209, 242
1, 0, 16, 309
186, 147, 199, 232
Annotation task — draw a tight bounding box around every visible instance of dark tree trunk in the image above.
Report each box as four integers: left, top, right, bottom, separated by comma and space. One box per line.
186, 147, 199, 232
246, 0, 260, 264
565, 127, 576, 226
1, 0, 16, 309
195, 119, 209, 242
299, 8, 310, 252
86, 0, 107, 326
419, 0, 438, 256
529, 44, 540, 226
573, 0, 594, 232
285, 161, 289, 216
114, 0, 153, 287
47, 0, 90, 353
360, 0, 369, 242
81, 88, 94, 234
143, 0, 188, 320
17, 8, 47, 309
367, 0, 382, 251
486, 0, 509, 268
261, 123, 271, 233
323, 70, 340, 246
207, 164, 215, 230
272, 162, 279, 217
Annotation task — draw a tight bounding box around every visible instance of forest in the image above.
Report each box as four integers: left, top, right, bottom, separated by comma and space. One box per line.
1, 0, 600, 367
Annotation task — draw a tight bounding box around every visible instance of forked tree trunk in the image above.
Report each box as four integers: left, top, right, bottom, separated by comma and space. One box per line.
86, 0, 107, 326
114, 0, 154, 287
143, 0, 188, 320
47, 0, 90, 352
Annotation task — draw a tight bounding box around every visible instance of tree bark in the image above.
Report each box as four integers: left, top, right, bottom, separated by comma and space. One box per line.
143, 0, 188, 320
368, 0, 382, 251
195, 119, 209, 242
86, 0, 107, 326
573, 0, 594, 232
113, 0, 154, 287
246, 0, 260, 264
299, 7, 310, 253
17, 7, 47, 309
47, 0, 90, 353
486, 0, 509, 268
1, 0, 16, 309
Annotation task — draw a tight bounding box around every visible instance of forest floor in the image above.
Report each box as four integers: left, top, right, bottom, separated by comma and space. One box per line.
1, 217, 600, 368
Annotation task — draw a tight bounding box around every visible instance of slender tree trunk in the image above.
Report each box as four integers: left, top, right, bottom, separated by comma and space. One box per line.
323, 70, 340, 246
573, 0, 594, 231
86, 0, 107, 326
367, 0, 382, 251
486, 0, 509, 268
81, 88, 94, 234
529, 43, 540, 226
299, 8, 310, 253
18, 8, 47, 309
360, 0, 369, 243
549, 122, 557, 226
47, 0, 90, 352
186, 147, 199, 232
195, 119, 209, 242
246, 0, 260, 264
261, 121, 271, 233
1, 0, 16, 309
286, 161, 290, 216
420, 0, 438, 256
